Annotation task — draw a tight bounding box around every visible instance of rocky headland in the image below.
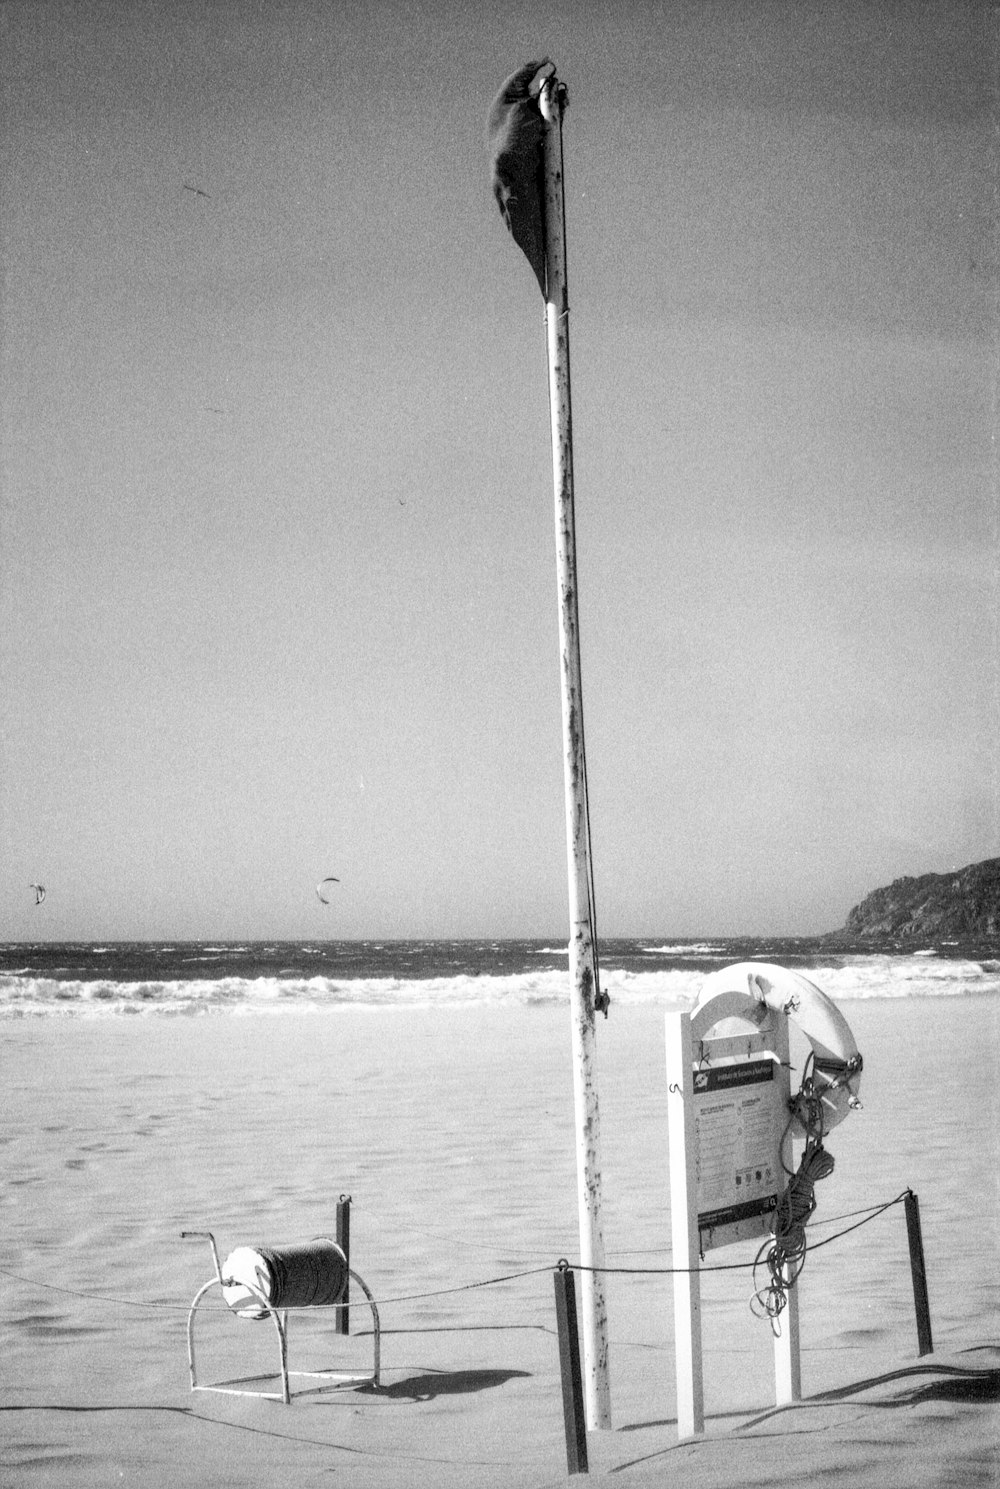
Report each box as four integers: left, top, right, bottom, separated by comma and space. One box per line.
829, 857, 1000, 941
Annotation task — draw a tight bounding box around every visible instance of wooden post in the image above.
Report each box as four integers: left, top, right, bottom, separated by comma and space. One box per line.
554, 1263, 589, 1474
336, 1194, 350, 1336
538, 70, 611, 1432
904, 1189, 933, 1357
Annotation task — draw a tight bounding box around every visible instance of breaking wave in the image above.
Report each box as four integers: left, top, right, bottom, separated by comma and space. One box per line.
1, 951, 997, 1018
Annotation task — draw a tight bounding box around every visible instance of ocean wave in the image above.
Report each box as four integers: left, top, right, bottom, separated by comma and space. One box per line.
640, 943, 727, 957
0, 967, 708, 1017
0, 970, 581, 1018
803, 956, 999, 1000
1, 953, 997, 1018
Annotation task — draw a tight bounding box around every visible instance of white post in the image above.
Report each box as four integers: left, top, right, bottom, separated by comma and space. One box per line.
665, 1010, 705, 1438
771, 1012, 801, 1402
539, 72, 611, 1432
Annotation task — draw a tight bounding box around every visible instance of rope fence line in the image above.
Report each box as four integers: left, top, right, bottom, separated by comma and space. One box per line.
0, 1269, 195, 1313
350, 1193, 906, 1262
797, 1196, 910, 1254
0, 1190, 911, 1315
568, 1191, 910, 1276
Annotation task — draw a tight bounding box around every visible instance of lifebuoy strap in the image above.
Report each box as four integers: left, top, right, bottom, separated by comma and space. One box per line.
812, 1052, 863, 1087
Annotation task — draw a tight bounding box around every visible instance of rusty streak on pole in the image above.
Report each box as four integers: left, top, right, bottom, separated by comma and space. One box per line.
538, 70, 611, 1432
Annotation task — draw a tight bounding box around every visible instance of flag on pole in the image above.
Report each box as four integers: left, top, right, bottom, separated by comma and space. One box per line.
487, 59, 554, 296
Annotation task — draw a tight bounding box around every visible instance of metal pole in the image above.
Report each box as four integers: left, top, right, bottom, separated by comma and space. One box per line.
904, 1189, 933, 1356
336, 1194, 351, 1335
554, 1263, 590, 1474
539, 71, 611, 1432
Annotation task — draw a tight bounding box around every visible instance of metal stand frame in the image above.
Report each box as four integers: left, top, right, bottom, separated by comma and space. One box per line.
183, 1231, 380, 1404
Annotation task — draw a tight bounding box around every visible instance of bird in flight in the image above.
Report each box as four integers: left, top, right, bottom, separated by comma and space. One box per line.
183, 182, 211, 199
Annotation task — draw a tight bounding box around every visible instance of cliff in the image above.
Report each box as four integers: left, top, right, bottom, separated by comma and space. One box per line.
831, 857, 1000, 940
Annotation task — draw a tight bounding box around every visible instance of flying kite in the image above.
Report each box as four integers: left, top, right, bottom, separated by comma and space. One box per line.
316, 877, 340, 905
29, 883, 45, 905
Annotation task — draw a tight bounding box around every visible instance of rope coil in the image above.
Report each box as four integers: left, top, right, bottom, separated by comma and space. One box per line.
222, 1240, 348, 1319
751, 1051, 840, 1326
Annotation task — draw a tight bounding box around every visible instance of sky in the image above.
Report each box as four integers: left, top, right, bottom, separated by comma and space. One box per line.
1, 0, 996, 942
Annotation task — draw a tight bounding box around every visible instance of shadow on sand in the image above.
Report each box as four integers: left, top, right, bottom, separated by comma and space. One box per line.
364, 1368, 532, 1402
610, 1354, 1000, 1472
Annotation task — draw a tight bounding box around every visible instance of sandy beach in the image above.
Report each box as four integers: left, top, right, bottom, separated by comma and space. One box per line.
3, 996, 998, 1486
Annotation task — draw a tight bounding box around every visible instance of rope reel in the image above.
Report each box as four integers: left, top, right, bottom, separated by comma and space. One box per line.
221, 1239, 348, 1319
184, 1222, 380, 1403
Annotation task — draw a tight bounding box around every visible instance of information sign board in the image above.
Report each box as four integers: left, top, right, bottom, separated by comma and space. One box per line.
693, 1056, 784, 1250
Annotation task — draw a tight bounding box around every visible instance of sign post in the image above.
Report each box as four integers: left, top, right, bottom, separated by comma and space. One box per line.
666, 990, 799, 1439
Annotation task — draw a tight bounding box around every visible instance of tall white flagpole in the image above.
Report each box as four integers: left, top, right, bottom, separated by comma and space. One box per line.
538, 70, 612, 1432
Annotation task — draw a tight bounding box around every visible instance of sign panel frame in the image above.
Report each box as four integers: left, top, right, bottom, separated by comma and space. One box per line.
666, 995, 800, 1440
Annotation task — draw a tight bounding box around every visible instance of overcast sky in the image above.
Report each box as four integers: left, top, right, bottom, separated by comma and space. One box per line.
1, 1, 995, 941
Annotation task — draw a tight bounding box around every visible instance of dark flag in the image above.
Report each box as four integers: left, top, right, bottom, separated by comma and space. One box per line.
487, 60, 553, 296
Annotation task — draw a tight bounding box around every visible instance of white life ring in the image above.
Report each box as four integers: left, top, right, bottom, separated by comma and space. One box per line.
694, 961, 863, 1134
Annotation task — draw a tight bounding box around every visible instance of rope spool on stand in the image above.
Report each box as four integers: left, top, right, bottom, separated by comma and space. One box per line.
222, 1240, 349, 1319
183, 1228, 380, 1403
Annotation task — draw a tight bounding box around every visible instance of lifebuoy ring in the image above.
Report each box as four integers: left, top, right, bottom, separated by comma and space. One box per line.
694, 962, 863, 1134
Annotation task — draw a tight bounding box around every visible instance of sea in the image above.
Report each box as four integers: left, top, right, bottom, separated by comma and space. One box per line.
1, 937, 998, 1017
